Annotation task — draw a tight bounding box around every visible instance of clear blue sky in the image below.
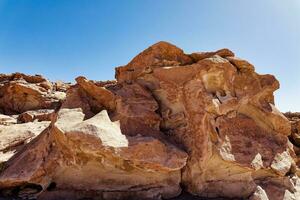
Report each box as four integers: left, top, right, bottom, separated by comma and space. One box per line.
0, 0, 299, 112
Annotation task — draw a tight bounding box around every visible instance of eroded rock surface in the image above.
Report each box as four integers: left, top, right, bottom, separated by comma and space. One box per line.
285, 112, 300, 146
0, 114, 17, 125
284, 112, 300, 178
0, 42, 299, 200
0, 73, 65, 114
0, 121, 50, 165
0, 109, 187, 200
114, 42, 298, 199
17, 109, 54, 123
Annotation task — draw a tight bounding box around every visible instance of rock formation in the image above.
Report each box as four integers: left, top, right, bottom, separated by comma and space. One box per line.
0, 73, 65, 114
0, 108, 187, 200
0, 121, 50, 165
0, 42, 299, 200
285, 112, 300, 173
285, 112, 300, 146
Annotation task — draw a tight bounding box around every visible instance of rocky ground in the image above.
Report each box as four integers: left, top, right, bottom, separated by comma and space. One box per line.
0, 42, 299, 200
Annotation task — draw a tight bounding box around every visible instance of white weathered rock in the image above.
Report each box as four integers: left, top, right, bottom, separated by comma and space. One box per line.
0, 114, 17, 125
271, 151, 293, 176
249, 186, 269, 200
0, 121, 50, 163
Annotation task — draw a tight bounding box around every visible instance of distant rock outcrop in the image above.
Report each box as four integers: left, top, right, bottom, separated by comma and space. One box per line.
0, 73, 66, 114
0, 42, 299, 200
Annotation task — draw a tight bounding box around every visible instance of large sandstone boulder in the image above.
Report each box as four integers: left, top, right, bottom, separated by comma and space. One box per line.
114, 42, 297, 199
61, 79, 117, 119
0, 108, 187, 200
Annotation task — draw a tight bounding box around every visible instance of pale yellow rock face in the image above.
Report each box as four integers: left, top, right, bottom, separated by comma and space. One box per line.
0, 42, 299, 200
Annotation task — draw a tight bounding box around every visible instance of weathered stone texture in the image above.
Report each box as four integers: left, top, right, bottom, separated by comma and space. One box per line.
0, 42, 299, 200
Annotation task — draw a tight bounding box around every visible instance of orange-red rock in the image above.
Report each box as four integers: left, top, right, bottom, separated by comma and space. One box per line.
0, 73, 64, 114
189, 48, 234, 62
114, 42, 297, 199
0, 42, 299, 200
0, 108, 187, 200
17, 109, 54, 123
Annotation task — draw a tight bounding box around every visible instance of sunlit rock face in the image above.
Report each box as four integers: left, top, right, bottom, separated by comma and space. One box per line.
0, 42, 299, 200
0, 73, 66, 115
0, 108, 187, 200
115, 42, 297, 199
